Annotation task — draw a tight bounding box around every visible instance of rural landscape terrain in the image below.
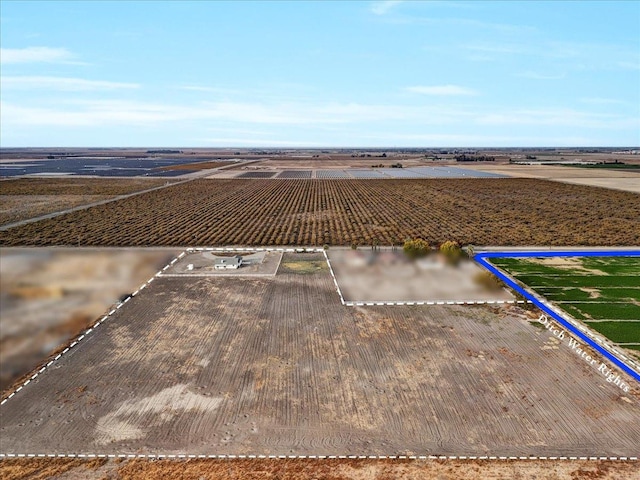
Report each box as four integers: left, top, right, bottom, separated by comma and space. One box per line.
1, 148, 639, 479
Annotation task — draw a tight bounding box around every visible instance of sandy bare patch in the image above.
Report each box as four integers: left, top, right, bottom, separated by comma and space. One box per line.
95, 384, 222, 445
460, 164, 640, 193
581, 287, 602, 299
528, 257, 608, 276
2, 256, 639, 456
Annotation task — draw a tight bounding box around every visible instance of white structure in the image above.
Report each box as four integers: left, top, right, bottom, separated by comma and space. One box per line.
214, 255, 242, 270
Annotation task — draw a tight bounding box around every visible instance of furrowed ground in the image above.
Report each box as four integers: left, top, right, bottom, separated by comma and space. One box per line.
1, 254, 639, 456
1, 178, 638, 246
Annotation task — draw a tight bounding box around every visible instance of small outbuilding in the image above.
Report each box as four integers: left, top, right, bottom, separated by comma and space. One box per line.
214, 255, 242, 270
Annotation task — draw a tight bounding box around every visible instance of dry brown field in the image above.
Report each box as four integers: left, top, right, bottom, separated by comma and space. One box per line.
158, 160, 232, 171
1, 457, 636, 480
0, 195, 113, 226
0, 248, 180, 393
460, 164, 640, 193
1, 178, 638, 247
2, 253, 639, 457
0, 178, 169, 196
254, 156, 429, 169
0, 178, 170, 226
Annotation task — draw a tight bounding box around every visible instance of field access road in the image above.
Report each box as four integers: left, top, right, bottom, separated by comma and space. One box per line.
0, 171, 211, 232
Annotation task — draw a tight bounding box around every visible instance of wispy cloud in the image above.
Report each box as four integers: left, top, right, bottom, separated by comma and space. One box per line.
476, 108, 637, 129
1, 99, 419, 128
465, 43, 526, 55
0, 46, 76, 64
406, 85, 477, 96
3, 97, 635, 140
1, 76, 140, 91
515, 71, 565, 80
464, 40, 640, 72
579, 97, 626, 106
618, 60, 640, 71
195, 137, 317, 147
370, 0, 403, 16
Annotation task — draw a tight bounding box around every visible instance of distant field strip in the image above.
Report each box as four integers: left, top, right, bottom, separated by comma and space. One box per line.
477, 251, 640, 382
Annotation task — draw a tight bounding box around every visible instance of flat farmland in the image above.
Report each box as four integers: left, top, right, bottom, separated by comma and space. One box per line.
157, 160, 232, 171
0, 248, 181, 393
1, 253, 640, 457
490, 256, 640, 357
461, 164, 640, 194
1, 178, 639, 246
2, 458, 638, 480
0, 178, 170, 226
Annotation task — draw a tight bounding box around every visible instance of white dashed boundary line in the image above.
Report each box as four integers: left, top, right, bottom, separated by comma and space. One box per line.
321, 249, 532, 307
343, 300, 531, 306
0, 247, 637, 463
0, 250, 188, 407
187, 247, 325, 253
323, 249, 346, 304
0, 453, 635, 461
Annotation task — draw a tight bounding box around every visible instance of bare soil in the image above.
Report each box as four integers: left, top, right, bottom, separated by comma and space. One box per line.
1, 458, 637, 480
1, 254, 639, 456
460, 164, 640, 193
0, 178, 169, 195
166, 250, 282, 276
0, 248, 181, 392
158, 161, 232, 171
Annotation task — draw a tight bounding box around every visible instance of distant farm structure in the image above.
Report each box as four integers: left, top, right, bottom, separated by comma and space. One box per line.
214, 255, 242, 270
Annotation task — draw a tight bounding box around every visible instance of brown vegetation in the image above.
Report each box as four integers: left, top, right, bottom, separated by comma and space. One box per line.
473, 270, 505, 291
0, 178, 168, 196
1, 178, 637, 247
0, 195, 113, 226
0, 178, 173, 225
158, 160, 230, 171
0, 457, 637, 480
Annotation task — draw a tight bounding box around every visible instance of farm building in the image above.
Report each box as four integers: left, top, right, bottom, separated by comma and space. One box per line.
214, 255, 242, 270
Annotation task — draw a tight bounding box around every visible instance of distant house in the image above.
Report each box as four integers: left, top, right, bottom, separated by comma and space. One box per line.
214, 255, 242, 270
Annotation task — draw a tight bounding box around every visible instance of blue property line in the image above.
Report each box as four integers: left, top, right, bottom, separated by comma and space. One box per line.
474, 250, 640, 383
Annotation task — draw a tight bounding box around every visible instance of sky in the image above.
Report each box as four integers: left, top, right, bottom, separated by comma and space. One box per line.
1, 0, 639, 148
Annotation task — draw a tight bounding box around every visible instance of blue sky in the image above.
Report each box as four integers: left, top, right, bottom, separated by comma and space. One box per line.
1, 0, 639, 147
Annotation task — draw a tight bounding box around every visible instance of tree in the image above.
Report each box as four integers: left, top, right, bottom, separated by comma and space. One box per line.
403, 238, 431, 259
440, 240, 462, 264
466, 244, 475, 259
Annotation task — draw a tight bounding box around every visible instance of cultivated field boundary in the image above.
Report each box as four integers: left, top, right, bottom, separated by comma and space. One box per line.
321, 249, 530, 307
0, 250, 189, 407
0, 177, 199, 232
179, 247, 527, 306
0, 244, 540, 409
1, 246, 638, 462
475, 250, 640, 383
0, 453, 636, 461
